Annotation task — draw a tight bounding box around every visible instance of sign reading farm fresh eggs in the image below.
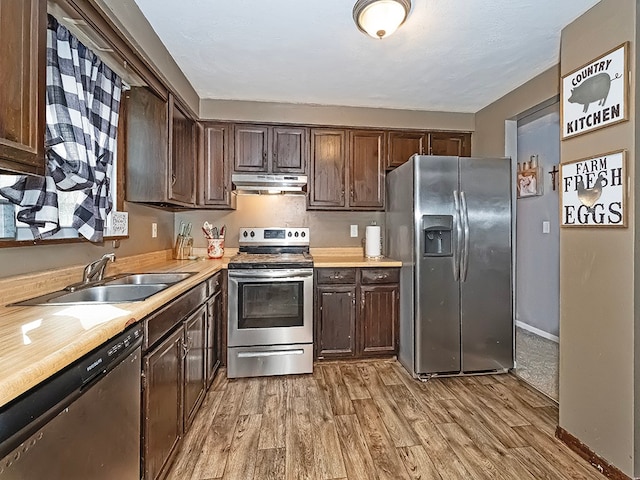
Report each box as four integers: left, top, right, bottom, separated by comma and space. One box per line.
561, 42, 628, 139
560, 150, 627, 228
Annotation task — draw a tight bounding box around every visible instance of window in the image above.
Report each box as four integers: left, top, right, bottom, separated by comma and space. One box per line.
0, 14, 126, 244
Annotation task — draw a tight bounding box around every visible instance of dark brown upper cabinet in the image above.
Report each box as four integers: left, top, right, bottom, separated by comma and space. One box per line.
349, 130, 385, 209
308, 128, 385, 211
0, 0, 46, 176
198, 122, 235, 209
387, 131, 426, 169
387, 131, 472, 169
429, 132, 471, 157
169, 96, 196, 205
233, 124, 308, 174
126, 87, 196, 207
308, 128, 347, 209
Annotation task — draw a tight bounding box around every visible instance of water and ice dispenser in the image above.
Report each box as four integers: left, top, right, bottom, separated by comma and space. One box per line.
422, 215, 453, 256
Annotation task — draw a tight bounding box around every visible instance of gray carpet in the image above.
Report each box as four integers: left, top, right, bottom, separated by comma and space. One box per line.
515, 327, 558, 401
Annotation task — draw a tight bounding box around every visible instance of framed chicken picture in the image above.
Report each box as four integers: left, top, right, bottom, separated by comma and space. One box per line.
561, 42, 628, 140
560, 150, 627, 228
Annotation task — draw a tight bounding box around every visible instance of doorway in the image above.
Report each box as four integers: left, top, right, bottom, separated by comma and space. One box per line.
513, 101, 560, 401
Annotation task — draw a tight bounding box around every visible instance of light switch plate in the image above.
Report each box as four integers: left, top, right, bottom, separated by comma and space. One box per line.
350, 225, 358, 237
542, 221, 550, 234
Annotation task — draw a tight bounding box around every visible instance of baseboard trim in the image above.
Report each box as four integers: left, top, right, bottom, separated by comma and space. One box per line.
516, 321, 559, 343
555, 426, 633, 480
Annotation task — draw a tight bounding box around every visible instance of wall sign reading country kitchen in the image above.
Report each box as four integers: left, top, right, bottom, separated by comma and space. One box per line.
560, 150, 627, 228
561, 42, 628, 140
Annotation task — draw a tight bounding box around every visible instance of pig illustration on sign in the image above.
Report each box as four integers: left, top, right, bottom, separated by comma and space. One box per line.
568, 72, 621, 113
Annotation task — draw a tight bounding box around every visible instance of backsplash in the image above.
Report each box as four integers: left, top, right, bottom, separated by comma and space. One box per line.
175, 194, 385, 249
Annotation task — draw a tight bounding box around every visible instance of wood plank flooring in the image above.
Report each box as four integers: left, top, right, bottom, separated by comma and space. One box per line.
167, 360, 605, 480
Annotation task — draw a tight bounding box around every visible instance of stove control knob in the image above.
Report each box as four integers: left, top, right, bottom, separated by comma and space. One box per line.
243, 231, 248, 238
301, 231, 306, 237
288, 231, 292, 237
250, 231, 255, 238
294, 231, 299, 237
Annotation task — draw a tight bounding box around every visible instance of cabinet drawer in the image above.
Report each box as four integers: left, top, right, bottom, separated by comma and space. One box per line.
145, 282, 207, 350
316, 268, 357, 285
360, 268, 399, 285
206, 272, 222, 296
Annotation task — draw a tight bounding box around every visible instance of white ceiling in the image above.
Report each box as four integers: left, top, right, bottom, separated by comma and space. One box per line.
132, 0, 600, 113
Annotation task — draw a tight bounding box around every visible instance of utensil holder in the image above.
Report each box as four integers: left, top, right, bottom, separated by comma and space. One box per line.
174, 234, 193, 259
207, 238, 224, 259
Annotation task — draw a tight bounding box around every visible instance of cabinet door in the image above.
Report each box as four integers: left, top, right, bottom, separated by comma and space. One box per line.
429, 132, 471, 157
387, 131, 426, 169
0, 0, 46, 175
359, 284, 399, 356
206, 291, 221, 388
349, 130, 385, 209
308, 129, 347, 209
183, 305, 207, 430
234, 124, 268, 172
272, 126, 308, 173
200, 122, 233, 207
126, 87, 169, 203
316, 285, 356, 359
169, 97, 196, 205
143, 327, 183, 480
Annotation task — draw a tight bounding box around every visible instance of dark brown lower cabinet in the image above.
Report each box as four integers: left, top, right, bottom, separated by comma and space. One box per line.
315, 267, 399, 360
143, 327, 183, 480
142, 275, 222, 480
206, 272, 222, 386
360, 285, 399, 355
316, 285, 356, 358
183, 305, 206, 431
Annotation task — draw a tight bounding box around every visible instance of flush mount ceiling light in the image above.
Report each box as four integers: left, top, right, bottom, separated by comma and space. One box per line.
353, 0, 411, 39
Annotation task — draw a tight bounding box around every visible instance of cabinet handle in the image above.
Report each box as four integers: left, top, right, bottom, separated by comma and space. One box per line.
171, 174, 177, 186
375, 274, 388, 280
182, 339, 189, 359
330, 274, 344, 280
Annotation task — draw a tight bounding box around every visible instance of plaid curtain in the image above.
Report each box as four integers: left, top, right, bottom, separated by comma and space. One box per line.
0, 15, 122, 242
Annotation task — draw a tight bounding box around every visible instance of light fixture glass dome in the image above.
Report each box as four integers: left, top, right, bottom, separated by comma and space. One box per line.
353, 0, 411, 39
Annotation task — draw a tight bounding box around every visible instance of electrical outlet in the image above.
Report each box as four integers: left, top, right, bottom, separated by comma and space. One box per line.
350, 225, 358, 237
151, 223, 158, 238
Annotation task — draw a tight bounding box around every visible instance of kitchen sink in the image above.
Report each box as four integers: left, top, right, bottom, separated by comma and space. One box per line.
10, 272, 195, 306
12, 284, 170, 306
105, 272, 194, 285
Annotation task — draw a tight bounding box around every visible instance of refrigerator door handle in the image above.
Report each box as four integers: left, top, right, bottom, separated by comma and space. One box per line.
460, 190, 471, 282
453, 190, 462, 281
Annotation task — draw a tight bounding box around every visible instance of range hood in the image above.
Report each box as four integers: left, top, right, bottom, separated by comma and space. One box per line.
231, 173, 307, 194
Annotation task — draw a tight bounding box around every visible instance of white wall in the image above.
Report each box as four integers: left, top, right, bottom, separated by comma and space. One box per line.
516, 103, 560, 338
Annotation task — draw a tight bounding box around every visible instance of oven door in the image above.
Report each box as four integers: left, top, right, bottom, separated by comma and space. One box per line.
228, 268, 313, 347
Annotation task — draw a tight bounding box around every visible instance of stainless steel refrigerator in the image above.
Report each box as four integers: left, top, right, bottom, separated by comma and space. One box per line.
386, 155, 513, 377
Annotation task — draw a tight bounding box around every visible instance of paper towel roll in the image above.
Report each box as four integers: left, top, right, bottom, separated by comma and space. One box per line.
365, 225, 381, 258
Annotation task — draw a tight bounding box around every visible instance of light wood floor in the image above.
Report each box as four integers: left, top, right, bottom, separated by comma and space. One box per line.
167, 359, 605, 480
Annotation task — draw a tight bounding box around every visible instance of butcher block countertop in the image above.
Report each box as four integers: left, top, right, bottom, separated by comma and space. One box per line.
310, 247, 402, 268
0, 250, 230, 408
0, 247, 400, 408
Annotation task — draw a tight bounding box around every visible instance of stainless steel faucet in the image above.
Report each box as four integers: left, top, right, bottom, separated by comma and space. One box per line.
83, 253, 116, 283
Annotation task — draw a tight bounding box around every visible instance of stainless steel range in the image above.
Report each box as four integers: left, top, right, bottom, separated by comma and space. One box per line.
227, 227, 313, 378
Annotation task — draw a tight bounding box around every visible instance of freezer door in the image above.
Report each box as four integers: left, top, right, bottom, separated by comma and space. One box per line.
459, 157, 513, 372
414, 156, 461, 374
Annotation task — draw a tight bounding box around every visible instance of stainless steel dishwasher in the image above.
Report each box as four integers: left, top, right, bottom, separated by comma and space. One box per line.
0, 325, 143, 479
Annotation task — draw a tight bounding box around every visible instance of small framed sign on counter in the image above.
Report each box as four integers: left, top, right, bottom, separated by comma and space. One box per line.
560, 150, 626, 228
561, 42, 628, 140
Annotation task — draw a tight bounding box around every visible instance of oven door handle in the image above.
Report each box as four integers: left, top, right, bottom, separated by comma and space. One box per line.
228, 270, 313, 280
